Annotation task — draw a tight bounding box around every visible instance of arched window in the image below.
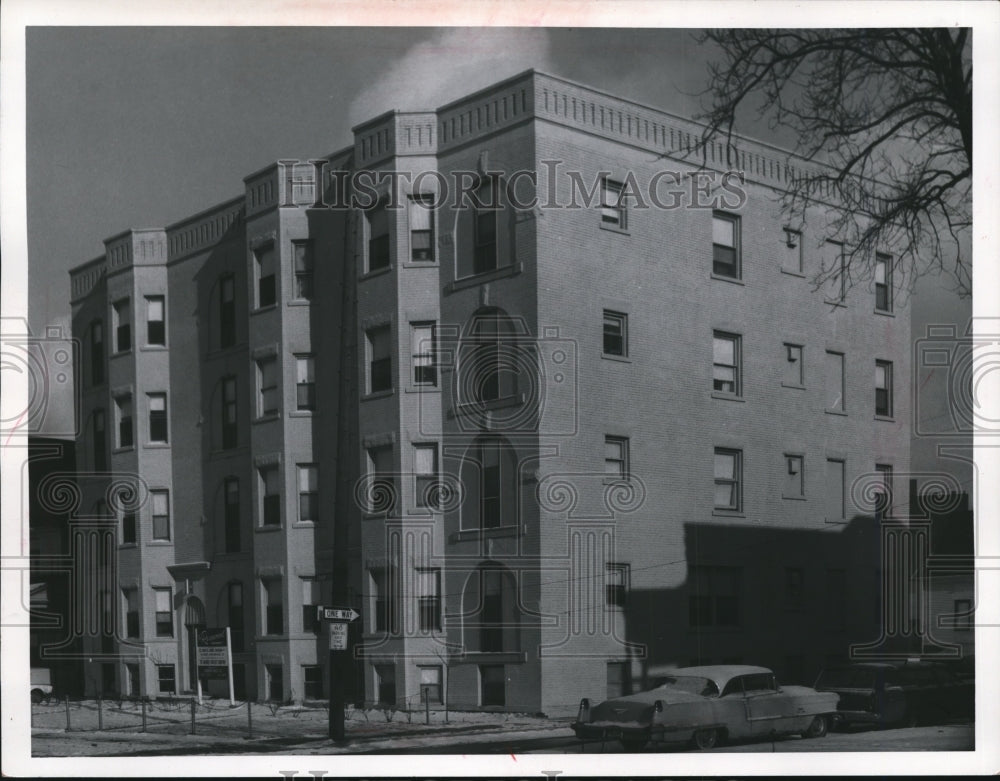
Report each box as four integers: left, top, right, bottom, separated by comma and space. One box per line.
462, 563, 519, 653
461, 308, 519, 405
460, 435, 519, 530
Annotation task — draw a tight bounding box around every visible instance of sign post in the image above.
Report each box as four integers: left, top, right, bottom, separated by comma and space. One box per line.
318, 606, 359, 742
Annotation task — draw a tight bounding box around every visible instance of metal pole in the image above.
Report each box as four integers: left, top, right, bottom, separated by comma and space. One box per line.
225, 627, 235, 707
247, 698, 253, 739
141, 698, 147, 732
97, 697, 103, 731
424, 687, 430, 725
65, 696, 71, 731
190, 699, 196, 735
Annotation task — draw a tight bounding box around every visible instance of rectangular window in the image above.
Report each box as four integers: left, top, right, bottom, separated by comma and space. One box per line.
228, 582, 244, 652
413, 444, 438, 508
303, 665, 323, 699
224, 477, 240, 552
714, 448, 742, 512
603, 310, 628, 357
822, 240, 846, 302
411, 323, 437, 387
154, 587, 173, 637
298, 464, 318, 522
875, 463, 893, 519
825, 459, 846, 521
123, 588, 140, 638
90, 321, 104, 386
409, 196, 434, 261
785, 567, 805, 609
783, 343, 804, 387
219, 274, 236, 348
474, 179, 498, 274
689, 565, 741, 627
784, 454, 804, 498
260, 465, 281, 526
221, 376, 237, 449
157, 664, 176, 694
375, 664, 396, 705
122, 508, 137, 545
367, 325, 392, 394
301, 578, 320, 633
600, 178, 626, 229
712, 212, 740, 278
480, 664, 505, 707
606, 563, 629, 608
875, 253, 892, 311
954, 598, 973, 631
368, 202, 390, 272
257, 356, 278, 416
295, 355, 315, 410
419, 666, 443, 703
876, 360, 893, 417
266, 663, 283, 702
151, 490, 170, 540
371, 568, 399, 634
417, 568, 441, 632
712, 331, 741, 395
367, 446, 395, 514
93, 409, 107, 471
293, 241, 313, 300
783, 228, 802, 273
146, 295, 165, 346
115, 395, 133, 449
255, 245, 276, 308
825, 351, 845, 411
148, 393, 168, 443
604, 436, 629, 479
113, 299, 131, 353
263, 578, 283, 636
126, 663, 140, 697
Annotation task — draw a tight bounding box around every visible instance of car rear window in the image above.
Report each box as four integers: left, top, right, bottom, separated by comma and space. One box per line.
816, 668, 876, 689
659, 676, 720, 697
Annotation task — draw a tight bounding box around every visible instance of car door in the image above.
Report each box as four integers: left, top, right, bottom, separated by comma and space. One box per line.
714, 676, 753, 740
744, 673, 796, 737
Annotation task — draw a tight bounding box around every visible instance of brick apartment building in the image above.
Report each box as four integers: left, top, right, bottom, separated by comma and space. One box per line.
68, 70, 912, 715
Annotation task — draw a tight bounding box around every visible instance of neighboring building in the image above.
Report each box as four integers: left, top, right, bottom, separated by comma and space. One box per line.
68, 70, 911, 714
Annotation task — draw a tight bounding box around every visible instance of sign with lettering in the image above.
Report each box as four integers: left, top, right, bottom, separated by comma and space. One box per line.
329, 621, 348, 650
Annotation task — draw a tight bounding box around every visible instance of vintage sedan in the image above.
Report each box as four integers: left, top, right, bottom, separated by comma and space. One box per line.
572, 665, 839, 751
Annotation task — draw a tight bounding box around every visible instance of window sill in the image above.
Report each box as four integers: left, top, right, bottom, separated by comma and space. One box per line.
146, 540, 173, 547
112, 447, 135, 455
780, 268, 806, 278
446, 262, 523, 294
404, 385, 441, 394
874, 414, 896, 423
599, 222, 630, 236
256, 525, 283, 533
251, 304, 279, 316
450, 524, 524, 543
874, 308, 895, 317
710, 273, 745, 286
782, 494, 807, 502
289, 410, 317, 418
601, 353, 631, 363
402, 259, 439, 269
360, 265, 393, 282
253, 413, 281, 424
711, 510, 746, 519
144, 442, 171, 449
711, 392, 745, 403
286, 299, 312, 308
362, 389, 394, 402
118, 543, 138, 550
780, 382, 806, 390
292, 521, 315, 529
825, 409, 848, 417
140, 345, 168, 352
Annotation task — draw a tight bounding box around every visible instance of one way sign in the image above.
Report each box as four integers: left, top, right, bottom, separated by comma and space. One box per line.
318, 606, 360, 622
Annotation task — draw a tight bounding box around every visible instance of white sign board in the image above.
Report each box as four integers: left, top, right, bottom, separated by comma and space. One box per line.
197, 647, 228, 666
328, 621, 348, 650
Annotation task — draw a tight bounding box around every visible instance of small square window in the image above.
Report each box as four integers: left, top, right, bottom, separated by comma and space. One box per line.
297, 464, 318, 522
784, 454, 804, 498
148, 393, 168, 443
154, 587, 173, 637
157, 664, 176, 694
146, 295, 165, 346
713, 332, 741, 395
876, 360, 893, 417
411, 323, 437, 387
295, 355, 316, 410
303, 665, 323, 699
419, 666, 443, 703
151, 490, 170, 540
603, 310, 628, 357
409, 196, 435, 262
712, 213, 740, 278
301, 578, 320, 633
293, 241, 313, 300
600, 178, 627, 229
783, 343, 804, 387
416, 568, 441, 632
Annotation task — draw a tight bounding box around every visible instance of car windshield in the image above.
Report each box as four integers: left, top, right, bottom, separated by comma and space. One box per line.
656, 676, 719, 697
816, 668, 876, 689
